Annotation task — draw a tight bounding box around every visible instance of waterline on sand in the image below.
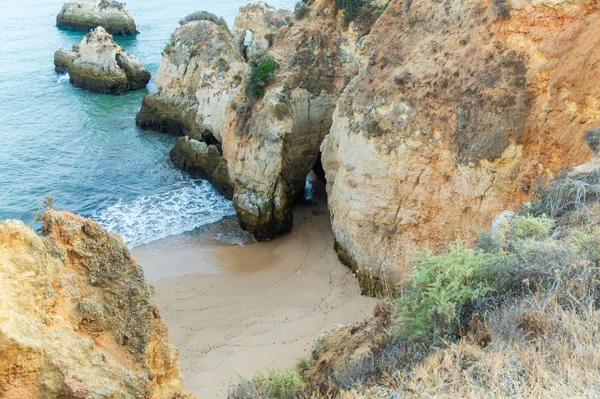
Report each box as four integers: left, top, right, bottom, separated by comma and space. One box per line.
94, 180, 235, 248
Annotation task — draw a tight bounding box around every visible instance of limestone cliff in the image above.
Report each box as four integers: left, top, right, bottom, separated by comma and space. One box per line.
137, 1, 383, 239
54, 26, 150, 94
321, 0, 600, 286
57, 0, 138, 35
137, 0, 600, 283
0, 210, 193, 398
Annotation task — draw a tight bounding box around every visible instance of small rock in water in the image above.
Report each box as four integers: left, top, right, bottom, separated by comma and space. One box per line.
53, 26, 150, 95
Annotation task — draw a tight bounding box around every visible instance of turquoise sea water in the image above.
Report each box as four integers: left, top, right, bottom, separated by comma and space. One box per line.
0, 0, 294, 247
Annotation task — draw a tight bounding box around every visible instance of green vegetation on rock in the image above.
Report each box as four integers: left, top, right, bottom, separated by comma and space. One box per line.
334, 0, 364, 22
249, 57, 279, 98
231, 171, 600, 397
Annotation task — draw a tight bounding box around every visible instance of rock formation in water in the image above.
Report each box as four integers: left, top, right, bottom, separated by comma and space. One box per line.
0, 210, 193, 398
57, 0, 138, 35
136, 12, 245, 197
54, 26, 150, 94
137, 1, 382, 239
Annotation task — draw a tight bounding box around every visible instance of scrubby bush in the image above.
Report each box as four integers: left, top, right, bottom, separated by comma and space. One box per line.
228, 368, 305, 399
394, 244, 497, 343
334, 0, 364, 22
585, 127, 600, 153
248, 57, 279, 98
529, 171, 600, 220
491, 0, 510, 20
514, 214, 554, 239
294, 2, 310, 20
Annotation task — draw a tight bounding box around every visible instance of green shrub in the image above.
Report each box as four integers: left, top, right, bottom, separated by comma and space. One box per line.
585, 127, 600, 153
491, 0, 510, 20
294, 2, 310, 20
334, 0, 363, 22
531, 172, 600, 220
514, 215, 554, 239
394, 243, 496, 343
249, 58, 279, 98
295, 356, 312, 377
228, 368, 305, 399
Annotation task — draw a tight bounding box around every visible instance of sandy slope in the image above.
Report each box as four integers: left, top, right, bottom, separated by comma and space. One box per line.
132, 183, 376, 398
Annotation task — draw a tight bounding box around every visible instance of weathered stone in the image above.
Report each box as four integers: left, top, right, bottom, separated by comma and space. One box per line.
321, 0, 600, 289
136, 19, 245, 141
232, 2, 292, 61
170, 137, 233, 198
54, 26, 150, 94
57, 0, 138, 35
0, 210, 194, 398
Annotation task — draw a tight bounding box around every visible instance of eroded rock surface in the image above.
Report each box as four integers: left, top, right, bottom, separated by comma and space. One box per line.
232, 2, 292, 61
321, 0, 600, 287
54, 26, 150, 94
136, 14, 245, 195
137, 1, 382, 239
57, 0, 138, 35
0, 210, 193, 398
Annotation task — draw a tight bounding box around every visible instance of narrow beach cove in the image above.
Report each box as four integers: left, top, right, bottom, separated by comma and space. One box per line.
132, 180, 376, 398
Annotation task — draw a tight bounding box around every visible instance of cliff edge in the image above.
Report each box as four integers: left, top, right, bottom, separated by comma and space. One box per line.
0, 210, 193, 398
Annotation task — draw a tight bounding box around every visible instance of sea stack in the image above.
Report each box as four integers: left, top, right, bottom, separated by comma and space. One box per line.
54, 27, 150, 94
136, 12, 247, 196
56, 0, 138, 35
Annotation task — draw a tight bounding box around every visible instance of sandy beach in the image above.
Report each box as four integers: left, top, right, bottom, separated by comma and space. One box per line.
132, 181, 376, 398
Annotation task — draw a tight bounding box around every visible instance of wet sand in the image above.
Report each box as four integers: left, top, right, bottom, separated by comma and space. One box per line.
132, 184, 376, 398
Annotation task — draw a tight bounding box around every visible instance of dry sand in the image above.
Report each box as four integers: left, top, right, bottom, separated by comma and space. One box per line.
132, 183, 376, 398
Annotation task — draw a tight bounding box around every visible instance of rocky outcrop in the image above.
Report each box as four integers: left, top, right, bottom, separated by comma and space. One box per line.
221, 0, 383, 239
57, 0, 138, 35
137, 1, 383, 239
321, 0, 600, 286
135, 15, 246, 196
54, 27, 150, 94
232, 2, 292, 61
0, 210, 193, 398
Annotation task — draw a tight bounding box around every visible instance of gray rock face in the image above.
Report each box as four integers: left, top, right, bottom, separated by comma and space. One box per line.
57, 0, 138, 35
54, 27, 150, 94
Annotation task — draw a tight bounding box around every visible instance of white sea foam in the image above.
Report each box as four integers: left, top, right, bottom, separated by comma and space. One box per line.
57, 74, 70, 84
93, 180, 235, 248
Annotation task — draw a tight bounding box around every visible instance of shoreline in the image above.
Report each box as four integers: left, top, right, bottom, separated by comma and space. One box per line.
131, 181, 376, 398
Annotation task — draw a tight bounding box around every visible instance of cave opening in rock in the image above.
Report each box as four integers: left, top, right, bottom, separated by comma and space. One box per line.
303, 152, 327, 203
312, 152, 326, 182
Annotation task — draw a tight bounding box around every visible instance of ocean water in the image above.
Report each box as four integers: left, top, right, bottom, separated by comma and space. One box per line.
0, 0, 295, 247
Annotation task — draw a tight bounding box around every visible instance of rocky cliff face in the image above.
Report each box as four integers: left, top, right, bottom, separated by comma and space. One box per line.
137, 0, 599, 287
321, 0, 600, 284
136, 15, 246, 196
57, 0, 138, 35
54, 26, 150, 94
137, 0, 383, 239
0, 210, 193, 398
